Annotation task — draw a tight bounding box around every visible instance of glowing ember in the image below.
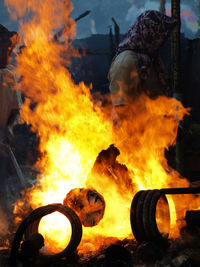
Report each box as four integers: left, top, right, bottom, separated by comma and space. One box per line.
5, 0, 197, 254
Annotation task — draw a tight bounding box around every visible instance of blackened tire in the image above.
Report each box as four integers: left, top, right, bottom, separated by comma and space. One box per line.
9, 203, 82, 265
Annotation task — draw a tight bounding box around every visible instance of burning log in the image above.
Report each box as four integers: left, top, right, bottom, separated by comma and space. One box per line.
9, 204, 82, 266
63, 188, 105, 227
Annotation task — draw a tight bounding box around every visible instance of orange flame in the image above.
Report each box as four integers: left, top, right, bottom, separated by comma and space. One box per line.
5, 0, 198, 254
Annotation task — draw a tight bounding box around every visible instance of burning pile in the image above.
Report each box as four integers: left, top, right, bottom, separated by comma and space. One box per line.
4, 0, 200, 262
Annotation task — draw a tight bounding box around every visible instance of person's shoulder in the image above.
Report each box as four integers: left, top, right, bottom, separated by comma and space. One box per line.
112, 50, 138, 69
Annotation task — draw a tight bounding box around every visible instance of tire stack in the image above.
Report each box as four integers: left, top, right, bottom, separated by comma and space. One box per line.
130, 189, 170, 242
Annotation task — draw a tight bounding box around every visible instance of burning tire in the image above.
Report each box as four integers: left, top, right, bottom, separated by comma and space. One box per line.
130, 190, 170, 242
63, 188, 105, 227
130, 190, 144, 241
10, 203, 82, 265
131, 190, 151, 241
147, 190, 170, 240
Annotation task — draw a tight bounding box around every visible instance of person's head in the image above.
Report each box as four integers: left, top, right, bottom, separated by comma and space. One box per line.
117, 10, 176, 56
0, 24, 19, 68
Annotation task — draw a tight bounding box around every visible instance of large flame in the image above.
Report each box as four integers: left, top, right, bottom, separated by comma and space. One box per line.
5, 0, 198, 254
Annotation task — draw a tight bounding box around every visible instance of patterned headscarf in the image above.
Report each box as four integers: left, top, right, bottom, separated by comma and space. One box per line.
116, 10, 176, 95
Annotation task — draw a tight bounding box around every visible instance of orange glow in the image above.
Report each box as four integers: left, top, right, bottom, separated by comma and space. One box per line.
39, 212, 72, 254
5, 0, 198, 254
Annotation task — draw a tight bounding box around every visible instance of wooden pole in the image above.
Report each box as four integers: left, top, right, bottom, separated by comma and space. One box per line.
171, 0, 181, 98
159, 0, 166, 14
112, 17, 120, 47
109, 26, 115, 62
171, 0, 183, 174
196, 0, 200, 37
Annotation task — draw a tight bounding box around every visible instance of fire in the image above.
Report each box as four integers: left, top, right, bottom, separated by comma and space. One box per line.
5, 0, 198, 254
39, 212, 72, 254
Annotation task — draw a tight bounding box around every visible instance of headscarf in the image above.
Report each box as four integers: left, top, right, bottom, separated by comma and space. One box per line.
115, 10, 176, 95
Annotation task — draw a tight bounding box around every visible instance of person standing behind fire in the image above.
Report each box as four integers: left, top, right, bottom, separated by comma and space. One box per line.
108, 10, 176, 122
0, 24, 22, 144
0, 24, 22, 213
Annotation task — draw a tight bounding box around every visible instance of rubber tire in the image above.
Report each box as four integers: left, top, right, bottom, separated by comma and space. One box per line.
148, 190, 169, 241
9, 203, 82, 265
142, 190, 158, 241
130, 190, 150, 242
130, 190, 144, 241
